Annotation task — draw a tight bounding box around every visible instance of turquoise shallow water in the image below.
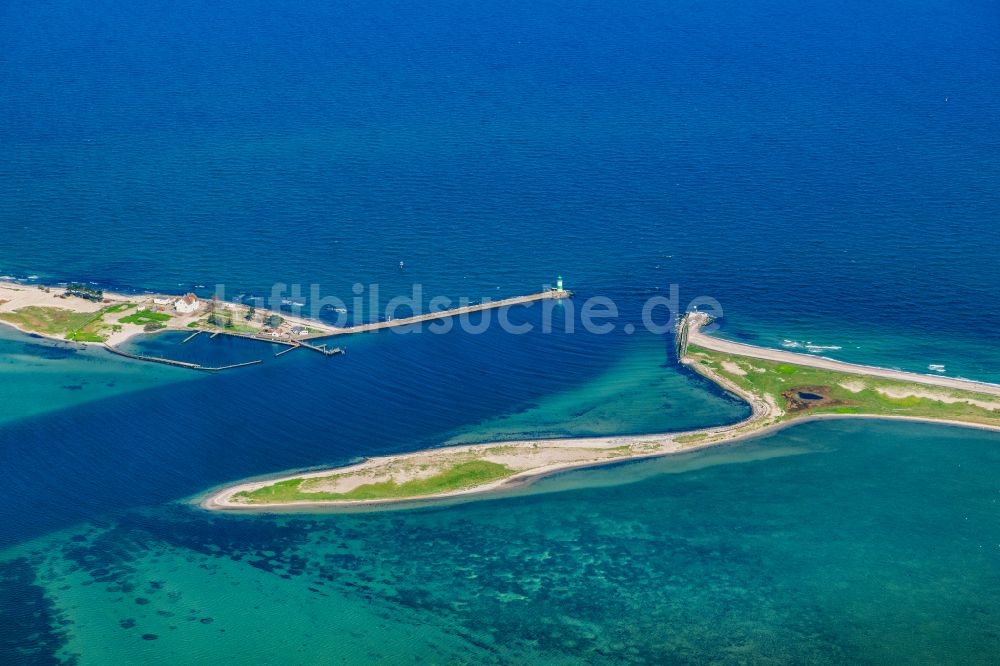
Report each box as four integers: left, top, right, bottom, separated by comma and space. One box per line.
3, 420, 999, 664
0, 328, 190, 428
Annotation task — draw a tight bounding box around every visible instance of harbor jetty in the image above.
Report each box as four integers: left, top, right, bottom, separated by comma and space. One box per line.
0, 279, 569, 373
102, 288, 559, 372
160, 287, 566, 370
116, 288, 566, 371
303, 288, 572, 340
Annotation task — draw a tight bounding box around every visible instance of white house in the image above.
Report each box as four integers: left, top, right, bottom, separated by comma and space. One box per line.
174, 293, 199, 314
152, 297, 172, 306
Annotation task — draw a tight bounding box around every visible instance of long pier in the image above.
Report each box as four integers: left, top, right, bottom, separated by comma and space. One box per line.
302, 289, 572, 340
103, 344, 262, 372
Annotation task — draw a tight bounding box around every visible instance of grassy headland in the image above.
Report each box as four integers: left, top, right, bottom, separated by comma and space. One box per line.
0, 306, 98, 337
687, 345, 1000, 428
0, 305, 134, 343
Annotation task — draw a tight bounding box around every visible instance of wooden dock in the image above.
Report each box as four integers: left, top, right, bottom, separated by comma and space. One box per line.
206, 330, 297, 347
302, 289, 572, 340
274, 344, 300, 357
298, 341, 344, 356
205, 330, 339, 356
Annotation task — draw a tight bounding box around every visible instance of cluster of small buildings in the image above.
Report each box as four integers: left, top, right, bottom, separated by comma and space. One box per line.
144, 292, 313, 339
152, 293, 200, 314
260, 321, 309, 339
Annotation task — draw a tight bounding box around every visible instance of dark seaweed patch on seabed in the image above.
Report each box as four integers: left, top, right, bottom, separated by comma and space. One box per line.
103, 506, 837, 664
0, 557, 74, 665
16, 341, 78, 361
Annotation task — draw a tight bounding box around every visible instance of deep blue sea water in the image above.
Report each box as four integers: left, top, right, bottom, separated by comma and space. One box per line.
1, 0, 999, 662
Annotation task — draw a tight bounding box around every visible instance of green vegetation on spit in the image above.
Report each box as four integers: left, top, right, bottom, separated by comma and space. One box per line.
119, 310, 171, 325
202, 312, 258, 334
0, 306, 97, 336
234, 460, 514, 503
64, 283, 104, 302
65, 330, 108, 342
0, 304, 138, 342
687, 345, 1000, 427
223, 322, 261, 334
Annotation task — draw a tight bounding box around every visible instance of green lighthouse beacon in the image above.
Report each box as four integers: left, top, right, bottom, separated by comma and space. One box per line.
556, 275, 564, 292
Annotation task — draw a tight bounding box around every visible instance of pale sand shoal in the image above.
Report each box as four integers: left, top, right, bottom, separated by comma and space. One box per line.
200, 413, 1000, 512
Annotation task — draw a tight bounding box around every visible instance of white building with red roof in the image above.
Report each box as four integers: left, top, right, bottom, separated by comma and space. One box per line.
174, 293, 199, 314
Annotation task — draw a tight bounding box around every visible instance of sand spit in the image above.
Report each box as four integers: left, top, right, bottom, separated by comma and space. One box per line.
203, 313, 1000, 512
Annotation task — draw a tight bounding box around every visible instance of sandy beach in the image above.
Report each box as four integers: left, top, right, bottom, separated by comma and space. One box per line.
687, 314, 1000, 397
201, 411, 1000, 512
202, 312, 1000, 511
0, 282, 108, 313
